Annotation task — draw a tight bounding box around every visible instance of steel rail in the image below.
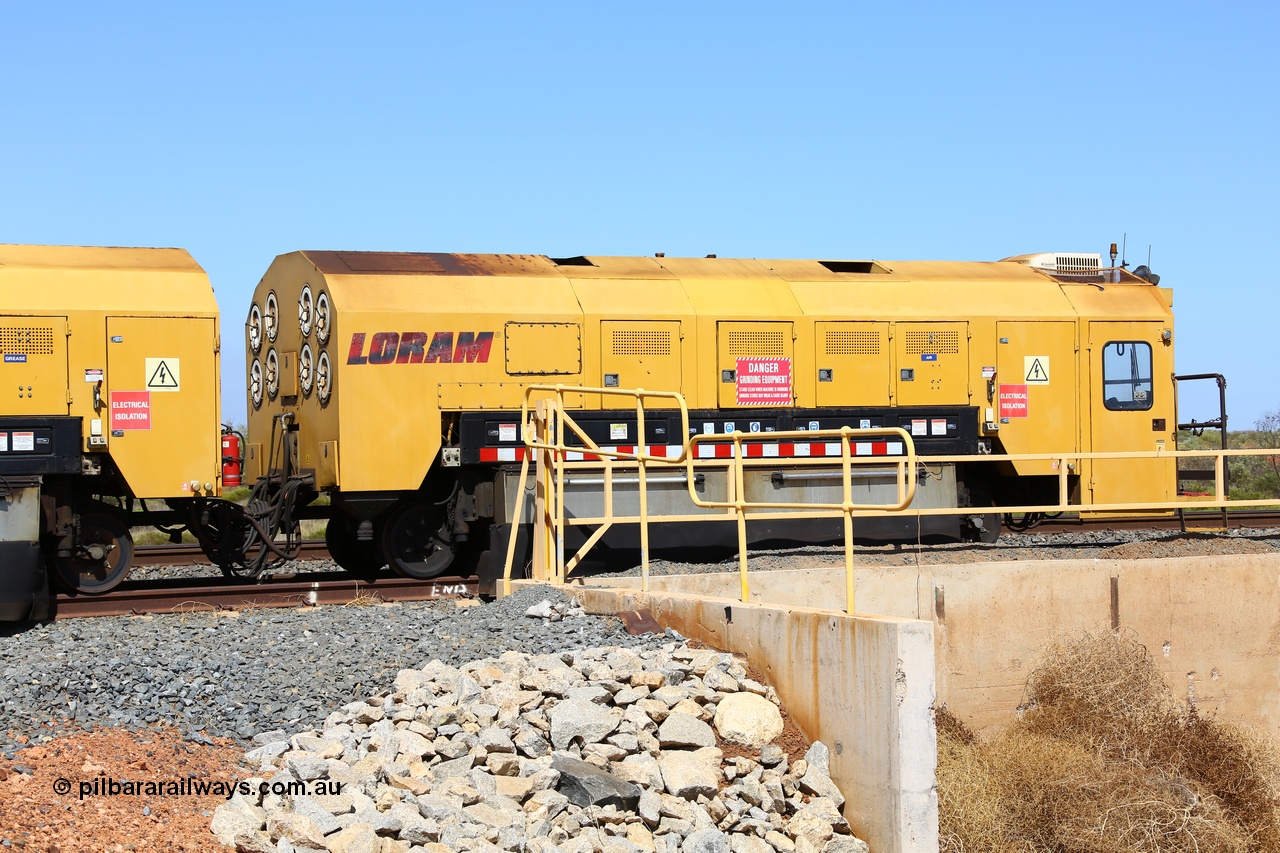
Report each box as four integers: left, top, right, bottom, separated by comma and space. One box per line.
132, 540, 330, 567
1008, 509, 1280, 534
53, 572, 477, 619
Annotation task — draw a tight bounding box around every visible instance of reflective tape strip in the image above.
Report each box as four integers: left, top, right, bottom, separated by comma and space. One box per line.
475, 438, 905, 463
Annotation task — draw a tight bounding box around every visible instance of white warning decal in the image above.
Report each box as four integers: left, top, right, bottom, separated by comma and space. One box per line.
145, 358, 181, 391
1024, 356, 1050, 385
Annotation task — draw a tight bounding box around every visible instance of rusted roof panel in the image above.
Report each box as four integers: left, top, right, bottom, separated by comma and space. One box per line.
303, 251, 558, 278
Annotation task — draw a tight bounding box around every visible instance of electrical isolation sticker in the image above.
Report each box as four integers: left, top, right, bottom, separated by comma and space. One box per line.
735, 357, 792, 406
110, 391, 151, 431
998, 384, 1029, 418
12, 432, 34, 451
498, 423, 517, 442
84, 368, 103, 383
982, 366, 996, 379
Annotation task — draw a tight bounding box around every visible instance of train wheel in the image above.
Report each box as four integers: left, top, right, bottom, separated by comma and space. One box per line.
324, 513, 384, 577
381, 502, 455, 580
55, 514, 134, 594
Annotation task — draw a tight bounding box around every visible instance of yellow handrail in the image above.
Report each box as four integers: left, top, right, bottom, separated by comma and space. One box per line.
685, 426, 917, 612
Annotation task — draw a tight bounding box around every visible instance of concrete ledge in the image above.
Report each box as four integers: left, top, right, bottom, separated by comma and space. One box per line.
581, 553, 1280, 740
532, 581, 939, 853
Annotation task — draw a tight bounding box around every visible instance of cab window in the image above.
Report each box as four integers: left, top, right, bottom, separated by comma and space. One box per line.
1102, 341, 1152, 411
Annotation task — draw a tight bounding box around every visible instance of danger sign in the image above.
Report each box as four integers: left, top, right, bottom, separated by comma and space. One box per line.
998, 384, 1029, 419
110, 391, 151, 431
736, 357, 792, 406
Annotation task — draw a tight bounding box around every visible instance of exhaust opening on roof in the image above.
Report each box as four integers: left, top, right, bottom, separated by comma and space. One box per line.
819, 260, 888, 275
550, 256, 596, 267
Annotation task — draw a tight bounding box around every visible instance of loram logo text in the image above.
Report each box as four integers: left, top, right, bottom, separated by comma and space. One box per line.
347, 332, 494, 365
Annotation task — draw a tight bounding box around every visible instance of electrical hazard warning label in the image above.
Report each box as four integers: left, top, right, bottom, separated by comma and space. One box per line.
110, 391, 151, 431
1024, 356, 1050, 384
736, 357, 792, 406
145, 358, 180, 391
998, 384, 1029, 419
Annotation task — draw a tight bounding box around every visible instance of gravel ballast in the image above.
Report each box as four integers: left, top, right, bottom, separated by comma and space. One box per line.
4, 529, 1277, 759
214, 645, 868, 852
0, 585, 670, 759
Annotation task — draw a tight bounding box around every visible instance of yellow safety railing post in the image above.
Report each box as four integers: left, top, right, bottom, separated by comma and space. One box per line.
841, 427, 856, 615
530, 402, 550, 581
553, 390, 567, 584
732, 432, 750, 602
636, 390, 651, 592
501, 427, 532, 598
1215, 451, 1226, 500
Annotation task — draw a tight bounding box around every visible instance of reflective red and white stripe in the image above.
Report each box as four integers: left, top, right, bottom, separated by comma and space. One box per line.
476, 441, 904, 463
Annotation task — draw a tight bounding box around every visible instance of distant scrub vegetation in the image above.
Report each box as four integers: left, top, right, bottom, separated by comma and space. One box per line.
1176, 409, 1280, 500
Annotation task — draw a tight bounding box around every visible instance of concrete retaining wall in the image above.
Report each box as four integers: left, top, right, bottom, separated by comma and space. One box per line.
581, 553, 1280, 739
548, 583, 939, 853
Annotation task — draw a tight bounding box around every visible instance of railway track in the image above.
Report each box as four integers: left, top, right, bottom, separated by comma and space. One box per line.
54, 571, 477, 618
56, 509, 1277, 620
131, 539, 332, 567
1008, 509, 1280, 534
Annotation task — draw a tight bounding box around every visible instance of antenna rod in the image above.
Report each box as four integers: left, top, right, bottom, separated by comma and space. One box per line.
1147, 245, 1152, 267
1121, 233, 1128, 268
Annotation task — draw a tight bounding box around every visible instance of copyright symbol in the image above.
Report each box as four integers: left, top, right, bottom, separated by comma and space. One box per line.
53, 777, 72, 795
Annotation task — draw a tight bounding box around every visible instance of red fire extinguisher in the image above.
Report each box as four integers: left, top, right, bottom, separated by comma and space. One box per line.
221, 426, 244, 488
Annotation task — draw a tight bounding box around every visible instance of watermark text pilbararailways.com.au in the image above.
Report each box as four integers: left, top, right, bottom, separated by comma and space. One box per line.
53, 776, 345, 800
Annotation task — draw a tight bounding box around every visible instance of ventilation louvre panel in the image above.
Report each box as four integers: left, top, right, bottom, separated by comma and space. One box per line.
0, 327, 55, 354
904, 331, 960, 354
728, 330, 787, 357
612, 330, 671, 356
825, 330, 880, 356
1055, 255, 1101, 272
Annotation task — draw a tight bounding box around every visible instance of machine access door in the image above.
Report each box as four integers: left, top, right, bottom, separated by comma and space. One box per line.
106, 317, 220, 499
0, 318, 68, 415
995, 321, 1077, 475
893, 322, 969, 406
814, 321, 890, 407
717, 321, 794, 408
599, 320, 683, 409
1086, 322, 1176, 506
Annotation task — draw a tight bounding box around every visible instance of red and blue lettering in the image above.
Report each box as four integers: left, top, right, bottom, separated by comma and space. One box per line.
347, 331, 495, 365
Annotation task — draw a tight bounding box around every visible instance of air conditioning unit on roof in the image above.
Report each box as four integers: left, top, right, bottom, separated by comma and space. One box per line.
1001, 252, 1102, 272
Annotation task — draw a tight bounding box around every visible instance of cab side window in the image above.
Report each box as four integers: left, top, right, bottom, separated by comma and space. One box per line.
1102, 341, 1153, 411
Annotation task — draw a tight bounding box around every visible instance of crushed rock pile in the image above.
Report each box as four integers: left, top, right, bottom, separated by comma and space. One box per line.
213, 643, 867, 853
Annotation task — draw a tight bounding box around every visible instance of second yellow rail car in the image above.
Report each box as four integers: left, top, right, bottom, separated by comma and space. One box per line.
244, 250, 1177, 585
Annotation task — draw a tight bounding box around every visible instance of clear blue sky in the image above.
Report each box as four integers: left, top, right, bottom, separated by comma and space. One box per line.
2, 1, 1275, 428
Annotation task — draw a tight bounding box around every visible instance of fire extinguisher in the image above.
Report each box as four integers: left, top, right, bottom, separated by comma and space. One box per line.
221, 425, 244, 488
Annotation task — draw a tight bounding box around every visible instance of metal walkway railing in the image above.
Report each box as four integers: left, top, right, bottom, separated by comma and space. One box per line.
500, 384, 1280, 614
